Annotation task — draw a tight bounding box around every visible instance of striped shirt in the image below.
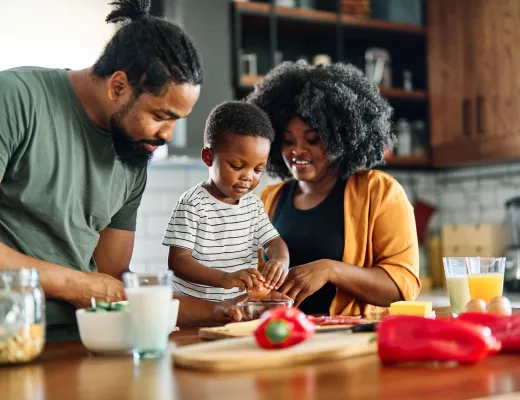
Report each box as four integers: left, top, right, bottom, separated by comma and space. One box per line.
162, 183, 279, 301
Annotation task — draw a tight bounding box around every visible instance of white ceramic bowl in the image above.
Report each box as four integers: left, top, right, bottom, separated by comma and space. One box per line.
76, 299, 179, 354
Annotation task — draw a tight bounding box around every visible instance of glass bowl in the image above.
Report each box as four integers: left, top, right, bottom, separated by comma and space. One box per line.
236, 300, 294, 320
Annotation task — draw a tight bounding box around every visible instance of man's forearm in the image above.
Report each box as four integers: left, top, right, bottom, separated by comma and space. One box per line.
174, 294, 218, 328
0, 242, 124, 308
173, 294, 245, 328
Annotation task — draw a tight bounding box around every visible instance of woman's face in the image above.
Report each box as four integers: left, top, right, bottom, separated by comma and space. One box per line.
281, 117, 332, 182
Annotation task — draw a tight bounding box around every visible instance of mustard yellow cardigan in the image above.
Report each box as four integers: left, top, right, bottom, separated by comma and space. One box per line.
259, 169, 420, 317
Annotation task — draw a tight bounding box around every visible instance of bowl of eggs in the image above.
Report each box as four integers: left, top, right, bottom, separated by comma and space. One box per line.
462, 296, 512, 316
238, 282, 294, 320
236, 299, 295, 320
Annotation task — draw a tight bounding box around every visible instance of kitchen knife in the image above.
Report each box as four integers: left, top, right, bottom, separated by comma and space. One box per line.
316, 321, 378, 334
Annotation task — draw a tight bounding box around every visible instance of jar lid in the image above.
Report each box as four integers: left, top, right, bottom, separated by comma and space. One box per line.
0, 267, 39, 288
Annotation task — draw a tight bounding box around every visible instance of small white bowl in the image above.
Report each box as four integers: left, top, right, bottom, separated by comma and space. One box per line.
76, 299, 179, 354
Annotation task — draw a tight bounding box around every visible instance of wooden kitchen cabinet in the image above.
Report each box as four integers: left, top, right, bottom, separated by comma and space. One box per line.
429, 0, 520, 167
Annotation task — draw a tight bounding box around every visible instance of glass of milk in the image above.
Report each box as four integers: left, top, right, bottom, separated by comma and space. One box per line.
443, 257, 471, 316
122, 271, 173, 359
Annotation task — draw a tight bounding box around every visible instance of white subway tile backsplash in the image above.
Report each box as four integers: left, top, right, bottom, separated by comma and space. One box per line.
187, 169, 208, 187
129, 263, 147, 274
479, 189, 497, 208
146, 216, 170, 236
483, 208, 507, 224
440, 190, 466, 209
416, 189, 438, 206
133, 236, 169, 262
161, 191, 184, 212
135, 213, 147, 237
140, 192, 164, 212
146, 263, 168, 274
147, 169, 187, 189
497, 186, 520, 206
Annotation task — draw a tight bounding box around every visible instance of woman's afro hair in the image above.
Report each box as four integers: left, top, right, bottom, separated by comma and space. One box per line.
246, 61, 395, 180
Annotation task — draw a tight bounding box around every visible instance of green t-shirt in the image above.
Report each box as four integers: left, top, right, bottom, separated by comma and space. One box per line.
0, 67, 147, 339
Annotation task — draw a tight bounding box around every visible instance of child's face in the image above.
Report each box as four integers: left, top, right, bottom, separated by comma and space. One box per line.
202, 134, 271, 204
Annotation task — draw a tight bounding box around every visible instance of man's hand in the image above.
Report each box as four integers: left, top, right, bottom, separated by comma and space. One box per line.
212, 292, 293, 324
212, 294, 248, 323
262, 259, 289, 290
223, 268, 265, 292
70, 272, 126, 309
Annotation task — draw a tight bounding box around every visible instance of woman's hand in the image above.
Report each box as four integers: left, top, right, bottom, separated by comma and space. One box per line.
278, 260, 333, 306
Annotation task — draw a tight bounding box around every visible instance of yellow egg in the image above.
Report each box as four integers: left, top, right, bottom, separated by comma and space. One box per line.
487, 296, 512, 316
463, 299, 487, 314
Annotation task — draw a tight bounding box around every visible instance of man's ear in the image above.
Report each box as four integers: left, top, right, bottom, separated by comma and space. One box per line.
107, 71, 130, 102
201, 147, 214, 167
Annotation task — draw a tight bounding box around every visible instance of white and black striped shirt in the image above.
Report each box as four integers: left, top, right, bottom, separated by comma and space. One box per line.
162, 183, 279, 301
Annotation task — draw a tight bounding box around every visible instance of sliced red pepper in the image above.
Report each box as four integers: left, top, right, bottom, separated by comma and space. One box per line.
377, 315, 501, 365
457, 313, 520, 352
254, 306, 315, 350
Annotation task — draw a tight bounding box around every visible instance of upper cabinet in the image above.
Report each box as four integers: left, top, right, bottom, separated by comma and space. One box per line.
429, 0, 520, 167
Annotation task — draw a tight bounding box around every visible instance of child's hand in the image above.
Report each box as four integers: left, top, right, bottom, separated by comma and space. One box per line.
262, 259, 289, 290
224, 269, 265, 292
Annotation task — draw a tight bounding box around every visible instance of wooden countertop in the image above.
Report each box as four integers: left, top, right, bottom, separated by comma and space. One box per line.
4, 312, 520, 400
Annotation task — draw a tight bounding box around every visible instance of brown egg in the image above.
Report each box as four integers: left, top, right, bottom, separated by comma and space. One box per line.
487, 296, 512, 316
463, 299, 487, 314
249, 284, 271, 299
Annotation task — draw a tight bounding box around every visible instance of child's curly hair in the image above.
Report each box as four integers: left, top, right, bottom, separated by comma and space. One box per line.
246, 61, 395, 180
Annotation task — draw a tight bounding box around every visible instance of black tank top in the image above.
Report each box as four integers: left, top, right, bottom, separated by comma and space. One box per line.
268, 179, 346, 315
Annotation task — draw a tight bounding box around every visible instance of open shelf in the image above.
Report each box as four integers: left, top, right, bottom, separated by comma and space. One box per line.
384, 155, 431, 168
380, 88, 428, 101
233, 1, 426, 35
240, 75, 428, 101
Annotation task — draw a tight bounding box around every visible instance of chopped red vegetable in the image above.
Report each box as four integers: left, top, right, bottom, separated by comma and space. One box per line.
254, 306, 315, 350
377, 315, 501, 365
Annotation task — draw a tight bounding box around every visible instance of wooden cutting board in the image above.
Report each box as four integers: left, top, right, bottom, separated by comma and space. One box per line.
173, 332, 377, 372
198, 319, 372, 340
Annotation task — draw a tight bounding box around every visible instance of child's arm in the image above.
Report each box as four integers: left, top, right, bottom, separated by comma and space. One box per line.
168, 247, 264, 292
262, 237, 290, 290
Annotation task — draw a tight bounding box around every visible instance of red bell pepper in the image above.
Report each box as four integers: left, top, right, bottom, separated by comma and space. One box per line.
457, 312, 520, 352
377, 315, 501, 365
254, 306, 315, 350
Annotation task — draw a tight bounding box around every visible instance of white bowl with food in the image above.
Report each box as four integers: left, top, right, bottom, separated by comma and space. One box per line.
76, 299, 180, 354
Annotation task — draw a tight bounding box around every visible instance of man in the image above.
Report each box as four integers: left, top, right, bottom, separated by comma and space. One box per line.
0, 0, 243, 341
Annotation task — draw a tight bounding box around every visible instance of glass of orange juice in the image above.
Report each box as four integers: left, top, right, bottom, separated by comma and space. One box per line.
466, 257, 506, 303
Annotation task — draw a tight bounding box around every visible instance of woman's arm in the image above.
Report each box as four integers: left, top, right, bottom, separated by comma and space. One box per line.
281, 176, 419, 308
280, 260, 401, 307
328, 262, 402, 306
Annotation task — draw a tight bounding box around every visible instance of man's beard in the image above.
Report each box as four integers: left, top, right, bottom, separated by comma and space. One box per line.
110, 105, 165, 171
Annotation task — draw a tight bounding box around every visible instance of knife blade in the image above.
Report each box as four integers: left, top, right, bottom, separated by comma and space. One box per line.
316, 321, 378, 334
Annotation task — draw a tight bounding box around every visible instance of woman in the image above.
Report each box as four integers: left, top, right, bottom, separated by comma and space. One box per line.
248, 61, 420, 317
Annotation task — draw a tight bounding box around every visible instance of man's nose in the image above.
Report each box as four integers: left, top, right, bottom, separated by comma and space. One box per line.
157, 121, 175, 142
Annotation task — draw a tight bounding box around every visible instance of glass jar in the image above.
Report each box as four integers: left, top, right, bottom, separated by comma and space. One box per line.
0, 268, 45, 364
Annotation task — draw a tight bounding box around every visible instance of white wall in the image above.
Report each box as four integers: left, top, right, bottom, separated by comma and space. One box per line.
0, 0, 114, 71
